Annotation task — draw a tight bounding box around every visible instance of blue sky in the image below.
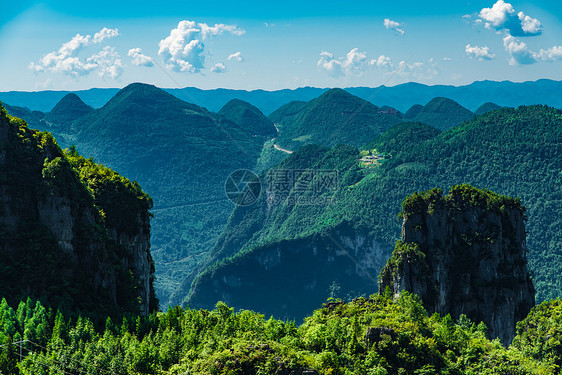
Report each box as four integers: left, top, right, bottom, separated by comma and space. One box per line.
1, 0, 561, 91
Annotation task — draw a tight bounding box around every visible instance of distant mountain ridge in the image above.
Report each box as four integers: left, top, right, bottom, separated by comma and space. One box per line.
2, 79, 562, 115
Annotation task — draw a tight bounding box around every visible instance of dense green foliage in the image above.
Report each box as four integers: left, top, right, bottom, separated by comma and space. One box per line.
411, 97, 475, 131
188, 105, 562, 315
363, 122, 440, 157
0, 105, 156, 322
512, 299, 562, 372
271, 89, 401, 151
0, 293, 554, 374
399, 184, 524, 219
218, 99, 277, 136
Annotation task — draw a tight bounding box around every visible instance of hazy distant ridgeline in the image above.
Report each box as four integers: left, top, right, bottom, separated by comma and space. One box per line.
2, 79, 562, 114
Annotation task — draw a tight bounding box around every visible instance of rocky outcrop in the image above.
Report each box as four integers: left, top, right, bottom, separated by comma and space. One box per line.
379, 185, 535, 345
0, 105, 155, 318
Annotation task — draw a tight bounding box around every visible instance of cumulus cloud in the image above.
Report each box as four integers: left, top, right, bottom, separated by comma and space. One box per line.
158, 20, 244, 73
93, 28, 119, 43
503, 36, 538, 65
537, 46, 562, 61
211, 63, 227, 73
478, 0, 542, 36
369, 55, 393, 70
227, 51, 244, 62
465, 44, 496, 60
29, 28, 122, 78
317, 48, 368, 78
383, 18, 405, 36
501, 36, 562, 65
128, 48, 154, 67
87, 46, 123, 79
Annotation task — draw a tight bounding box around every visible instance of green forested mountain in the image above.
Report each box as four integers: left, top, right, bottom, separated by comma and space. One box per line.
66, 83, 268, 307
272, 88, 401, 151
218, 99, 277, 136
0, 104, 156, 321
404, 104, 424, 119
0, 293, 554, 374
411, 97, 475, 130
185, 105, 562, 319
474, 102, 502, 116
43, 93, 93, 130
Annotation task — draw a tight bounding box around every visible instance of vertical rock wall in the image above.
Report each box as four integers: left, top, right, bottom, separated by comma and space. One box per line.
379, 185, 535, 345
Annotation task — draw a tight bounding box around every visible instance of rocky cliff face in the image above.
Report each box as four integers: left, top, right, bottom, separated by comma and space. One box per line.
187, 222, 392, 321
379, 185, 535, 345
0, 105, 155, 318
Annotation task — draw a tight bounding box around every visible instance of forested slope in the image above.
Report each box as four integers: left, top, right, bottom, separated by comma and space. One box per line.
186, 105, 562, 317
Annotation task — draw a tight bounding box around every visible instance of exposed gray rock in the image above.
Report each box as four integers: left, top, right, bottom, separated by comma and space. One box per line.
0, 106, 154, 316
379, 186, 535, 345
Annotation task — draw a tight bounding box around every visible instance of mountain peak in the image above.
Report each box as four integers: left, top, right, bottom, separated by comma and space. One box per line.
318, 88, 358, 101
413, 97, 474, 130
50, 93, 92, 113
44, 93, 93, 128
218, 99, 276, 136
475, 102, 502, 116
115, 82, 174, 101
422, 97, 465, 113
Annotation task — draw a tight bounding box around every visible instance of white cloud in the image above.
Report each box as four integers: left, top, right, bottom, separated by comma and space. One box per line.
211, 63, 227, 73
503, 35, 537, 65
158, 20, 244, 73
478, 0, 542, 36
29, 28, 121, 78
200, 23, 245, 38
317, 48, 368, 78
518, 12, 542, 35
443, 57, 452, 61
128, 48, 154, 67
93, 28, 119, 43
369, 55, 393, 70
537, 46, 562, 61
383, 18, 405, 36
227, 51, 244, 62
87, 46, 123, 79
396, 59, 440, 80
501, 36, 562, 65
465, 44, 496, 60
